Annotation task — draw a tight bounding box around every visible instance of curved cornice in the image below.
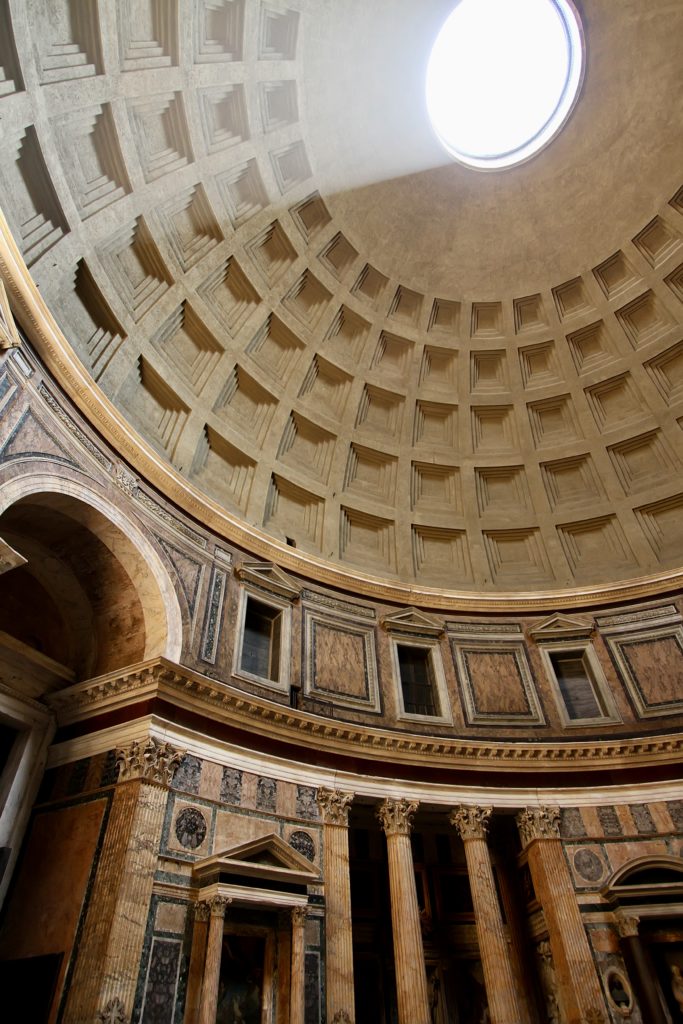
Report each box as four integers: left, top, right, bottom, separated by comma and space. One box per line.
46, 658, 683, 781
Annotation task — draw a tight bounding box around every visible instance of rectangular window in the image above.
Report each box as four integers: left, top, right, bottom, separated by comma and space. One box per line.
549, 650, 604, 721
240, 597, 282, 682
397, 644, 438, 716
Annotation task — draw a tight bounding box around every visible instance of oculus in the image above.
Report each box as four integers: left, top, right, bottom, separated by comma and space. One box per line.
426, 0, 584, 169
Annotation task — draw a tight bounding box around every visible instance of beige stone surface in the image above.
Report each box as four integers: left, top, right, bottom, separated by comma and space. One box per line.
155, 901, 188, 934
1, 1, 682, 597
214, 809, 279, 850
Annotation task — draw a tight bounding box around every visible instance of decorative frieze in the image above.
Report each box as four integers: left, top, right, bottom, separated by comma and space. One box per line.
516, 806, 561, 846
115, 738, 184, 786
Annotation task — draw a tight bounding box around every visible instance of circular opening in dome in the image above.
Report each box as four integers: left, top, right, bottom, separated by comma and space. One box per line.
426, 0, 584, 170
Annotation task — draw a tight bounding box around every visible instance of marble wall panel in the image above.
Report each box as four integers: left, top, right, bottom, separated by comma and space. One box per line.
302, 607, 380, 712
0, 795, 108, 1014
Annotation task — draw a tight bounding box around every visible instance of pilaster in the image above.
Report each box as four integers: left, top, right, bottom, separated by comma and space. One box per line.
290, 906, 307, 1024
184, 900, 211, 1024
516, 807, 607, 1024
62, 737, 184, 1024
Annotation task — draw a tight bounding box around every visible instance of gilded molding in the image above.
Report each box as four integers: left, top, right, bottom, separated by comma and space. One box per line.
317, 787, 354, 826
377, 797, 418, 836
516, 806, 561, 846
115, 737, 185, 786
449, 805, 492, 840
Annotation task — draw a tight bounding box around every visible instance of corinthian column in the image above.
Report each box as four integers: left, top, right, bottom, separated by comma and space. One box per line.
377, 798, 430, 1024
516, 807, 607, 1024
290, 906, 307, 1024
317, 787, 355, 1024
184, 901, 211, 1024
63, 737, 184, 1024
450, 806, 523, 1024
198, 896, 231, 1024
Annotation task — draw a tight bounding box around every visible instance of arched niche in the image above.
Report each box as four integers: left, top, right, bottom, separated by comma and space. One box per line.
605, 855, 683, 898
0, 477, 182, 687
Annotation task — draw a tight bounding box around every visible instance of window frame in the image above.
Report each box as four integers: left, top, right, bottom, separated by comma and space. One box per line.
390, 635, 452, 725
233, 586, 292, 694
538, 639, 620, 727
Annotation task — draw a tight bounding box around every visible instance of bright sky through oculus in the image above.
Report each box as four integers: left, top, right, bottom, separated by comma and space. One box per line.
426, 0, 583, 169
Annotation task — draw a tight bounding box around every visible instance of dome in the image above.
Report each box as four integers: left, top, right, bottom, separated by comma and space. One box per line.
1, 0, 682, 602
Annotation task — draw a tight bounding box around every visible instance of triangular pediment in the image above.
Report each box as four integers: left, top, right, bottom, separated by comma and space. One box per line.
235, 561, 301, 601
528, 613, 593, 641
192, 832, 319, 886
382, 607, 444, 637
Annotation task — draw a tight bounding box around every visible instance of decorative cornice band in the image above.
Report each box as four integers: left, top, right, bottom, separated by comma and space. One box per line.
48, 658, 683, 777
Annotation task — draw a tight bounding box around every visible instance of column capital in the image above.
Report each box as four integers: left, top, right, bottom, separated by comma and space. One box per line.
115, 737, 185, 786
614, 911, 639, 939
317, 787, 354, 826
376, 797, 418, 836
449, 805, 492, 840
291, 905, 308, 927
516, 806, 561, 846
208, 895, 232, 919
194, 900, 211, 923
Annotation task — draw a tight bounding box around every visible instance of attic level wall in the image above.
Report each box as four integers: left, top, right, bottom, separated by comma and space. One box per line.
2, 341, 683, 745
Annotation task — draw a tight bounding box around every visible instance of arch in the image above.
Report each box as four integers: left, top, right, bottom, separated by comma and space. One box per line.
604, 855, 683, 895
0, 472, 183, 675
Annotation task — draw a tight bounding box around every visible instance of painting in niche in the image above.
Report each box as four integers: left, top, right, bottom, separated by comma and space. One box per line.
216, 933, 265, 1024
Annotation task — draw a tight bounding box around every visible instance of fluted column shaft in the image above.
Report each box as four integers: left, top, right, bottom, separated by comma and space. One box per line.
377, 798, 431, 1024
290, 907, 307, 1024
450, 807, 523, 1024
198, 897, 230, 1024
184, 902, 210, 1024
517, 808, 607, 1024
63, 738, 184, 1024
317, 787, 355, 1024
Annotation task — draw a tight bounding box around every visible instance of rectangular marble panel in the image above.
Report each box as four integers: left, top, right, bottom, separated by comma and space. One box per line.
607, 626, 683, 715
451, 641, 545, 725
214, 810, 279, 850
141, 937, 182, 1024
303, 608, 380, 711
